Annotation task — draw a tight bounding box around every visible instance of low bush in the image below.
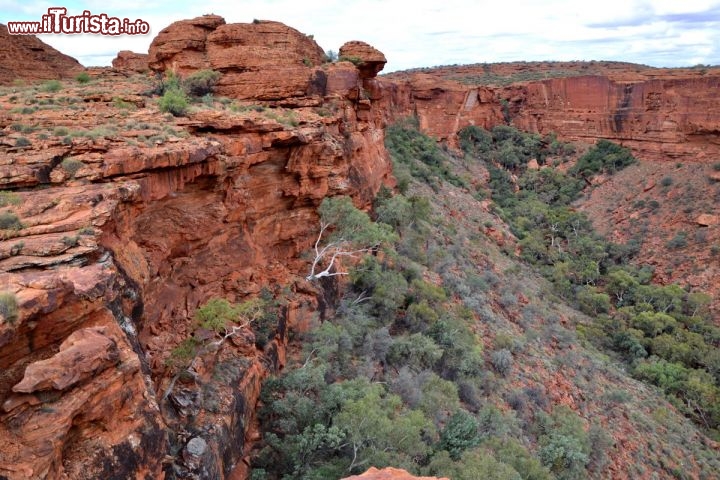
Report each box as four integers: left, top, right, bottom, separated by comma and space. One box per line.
40, 79, 62, 92
0, 211, 23, 230
75, 72, 91, 84
0, 291, 19, 324
183, 69, 221, 97
158, 88, 189, 117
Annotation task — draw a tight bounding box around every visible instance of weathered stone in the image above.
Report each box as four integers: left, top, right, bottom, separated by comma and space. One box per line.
111, 50, 149, 72
148, 16, 330, 100
0, 23, 84, 84
697, 214, 719, 226
339, 41, 387, 78
13, 327, 120, 392
342, 467, 448, 480
0, 22, 392, 477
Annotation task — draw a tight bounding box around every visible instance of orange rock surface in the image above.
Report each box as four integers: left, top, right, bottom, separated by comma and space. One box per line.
343, 467, 447, 480
339, 41, 387, 79
112, 50, 149, 72
0, 24, 84, 84
149, 15, 328, 101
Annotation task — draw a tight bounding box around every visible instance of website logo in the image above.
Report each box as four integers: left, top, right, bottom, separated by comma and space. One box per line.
6, 7, 150, 35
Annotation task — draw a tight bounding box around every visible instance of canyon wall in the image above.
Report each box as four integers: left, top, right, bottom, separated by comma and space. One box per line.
379, 67, 720, 161
0, 17, 391, 479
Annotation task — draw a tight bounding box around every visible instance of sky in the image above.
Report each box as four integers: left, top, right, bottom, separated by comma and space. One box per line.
2, 0, 720, 72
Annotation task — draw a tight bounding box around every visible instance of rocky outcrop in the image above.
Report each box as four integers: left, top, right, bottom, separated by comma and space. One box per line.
112, 50, 149, 72
0, 19, 391, 477
0, 24, 84, 84
12, 326, 120, 393
147, 14, 226, 74
343, 467, 447, 480
148, 16, 328, 101
339, 41, 386, 79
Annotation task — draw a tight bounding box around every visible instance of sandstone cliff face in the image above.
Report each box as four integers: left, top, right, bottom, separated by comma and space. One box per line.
0, 24, 84, 84
379, 65, 720, 162
0, 19, 391, 479
510, 75, 720, 161
379, 63, 720, 314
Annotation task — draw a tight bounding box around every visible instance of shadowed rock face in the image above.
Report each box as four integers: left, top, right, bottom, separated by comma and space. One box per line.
0, 24, 84, 84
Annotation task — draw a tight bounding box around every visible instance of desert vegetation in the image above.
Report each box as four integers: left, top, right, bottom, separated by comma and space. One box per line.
459, 125, 720, 435
249, 120, 720, 479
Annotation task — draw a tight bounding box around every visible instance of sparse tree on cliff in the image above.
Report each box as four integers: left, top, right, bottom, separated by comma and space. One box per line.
162, 297, 266, 402
306, 196, 396, 281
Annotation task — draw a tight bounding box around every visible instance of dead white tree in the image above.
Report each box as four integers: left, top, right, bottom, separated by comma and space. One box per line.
305, 222, 377, 281
305, 196, 395, 281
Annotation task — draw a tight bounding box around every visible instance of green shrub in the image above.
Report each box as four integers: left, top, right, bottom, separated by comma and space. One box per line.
61, 235, 78, 247
183, 69, 221, 97
439, 410, 480, 459
570, 139, 636, 177
0, 191, 22, 207
0, 291, 19, 324
75, 72, 91, 84
458, 125, 493, 156
666, 231, 687, 249
196, 298, 240, 332
53, 126, 69, 136
338, 55, 362, 66
536, 407, 590, 479
660, 176, 673, 187
112, 97, 136, 110
61, 158, 84, 177
490, 349, 513, 376
40, 79, 62, 92
158, 88, 189, 116
15, 137, 31, 147
0, 211, 23, 230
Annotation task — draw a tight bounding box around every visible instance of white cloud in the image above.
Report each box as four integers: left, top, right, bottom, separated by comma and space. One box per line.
2, 0, 719, 69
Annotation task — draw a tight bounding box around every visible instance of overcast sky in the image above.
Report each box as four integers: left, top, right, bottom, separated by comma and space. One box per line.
2, 0, 719, 71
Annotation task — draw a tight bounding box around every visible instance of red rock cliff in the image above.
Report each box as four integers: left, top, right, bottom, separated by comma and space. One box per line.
379, 64, 720, 162
0, 18, 391, 479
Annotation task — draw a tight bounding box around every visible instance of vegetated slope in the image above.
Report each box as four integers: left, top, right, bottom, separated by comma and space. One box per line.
574, 159, 720, 320
250, 119, 720, 480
